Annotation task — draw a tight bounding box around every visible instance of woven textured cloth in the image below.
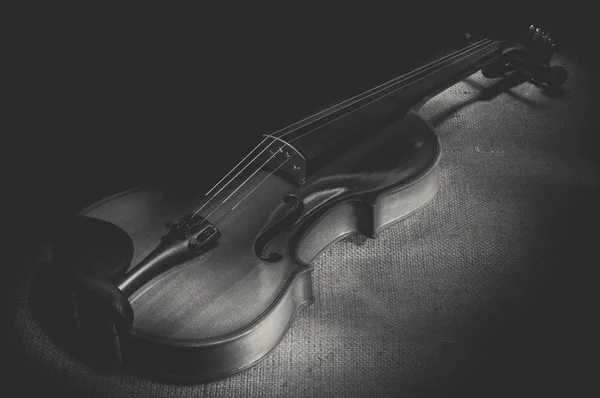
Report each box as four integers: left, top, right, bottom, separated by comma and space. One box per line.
5, 51, 599, 397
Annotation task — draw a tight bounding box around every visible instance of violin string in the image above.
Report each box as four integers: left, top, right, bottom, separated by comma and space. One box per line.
204, 136, 270, 196
201, 40, 489, 204
270, 38, 491, 140
267, 39, 490, 139
144, 37, 485, 296
192, 39, 496, 226
190, 138, 275, 219
200, 145, 287, 222
230, 154, 293, 211
196, 40, 490, 208
278, 39, 492, 143
286, 41, 495, 145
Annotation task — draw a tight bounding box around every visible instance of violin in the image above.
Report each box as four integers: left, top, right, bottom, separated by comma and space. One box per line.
52, 25, 567, 383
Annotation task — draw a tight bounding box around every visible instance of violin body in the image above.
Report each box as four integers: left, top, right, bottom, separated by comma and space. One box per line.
49, 25, 567, 383
64, 111, 440, 382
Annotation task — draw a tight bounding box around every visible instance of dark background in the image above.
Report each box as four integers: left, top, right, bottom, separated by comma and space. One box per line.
9, 9, 596, 240
5, 7, 598, 396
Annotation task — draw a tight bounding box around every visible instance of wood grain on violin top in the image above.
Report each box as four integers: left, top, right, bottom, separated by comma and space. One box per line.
81, 110, 439, 342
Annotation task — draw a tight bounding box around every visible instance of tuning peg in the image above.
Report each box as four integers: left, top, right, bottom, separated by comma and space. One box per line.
542, 33, 550, 44
529, 24, 536, 32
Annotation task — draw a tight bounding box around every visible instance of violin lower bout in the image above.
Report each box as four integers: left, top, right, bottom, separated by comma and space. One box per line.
74, 111, 441, 383
123, 264, 314, 383
122, 161, 440, 383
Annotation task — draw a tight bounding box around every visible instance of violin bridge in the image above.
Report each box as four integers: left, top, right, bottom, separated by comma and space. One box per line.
255, 135, 307, 186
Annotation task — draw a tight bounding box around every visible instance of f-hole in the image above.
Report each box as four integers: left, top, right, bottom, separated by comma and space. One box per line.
254, 195, 305, 263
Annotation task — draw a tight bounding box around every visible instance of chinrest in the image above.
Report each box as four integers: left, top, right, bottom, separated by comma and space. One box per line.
53, 216, 135, 366
53, 215, 134, 282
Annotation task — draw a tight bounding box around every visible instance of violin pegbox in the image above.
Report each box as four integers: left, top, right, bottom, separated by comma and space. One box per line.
524, 24, 556, 64
482, 24, 567, 88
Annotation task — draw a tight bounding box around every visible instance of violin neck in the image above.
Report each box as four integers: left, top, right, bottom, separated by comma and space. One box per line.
289, 41, 503, 175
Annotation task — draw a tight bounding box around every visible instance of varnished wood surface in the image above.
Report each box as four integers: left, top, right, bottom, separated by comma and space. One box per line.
81, 111, 439, 339
74, 110, 440, 381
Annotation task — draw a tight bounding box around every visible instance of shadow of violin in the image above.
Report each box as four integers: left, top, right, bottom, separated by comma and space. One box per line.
421, 181, 599, 397
427, 72, 568, 128
28, 260, 118, 373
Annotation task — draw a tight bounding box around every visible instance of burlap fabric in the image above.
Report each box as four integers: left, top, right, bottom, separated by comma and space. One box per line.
5, 52, 599, 397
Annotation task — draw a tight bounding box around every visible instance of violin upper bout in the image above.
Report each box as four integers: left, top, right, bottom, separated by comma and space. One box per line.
291, 111, 441, 264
